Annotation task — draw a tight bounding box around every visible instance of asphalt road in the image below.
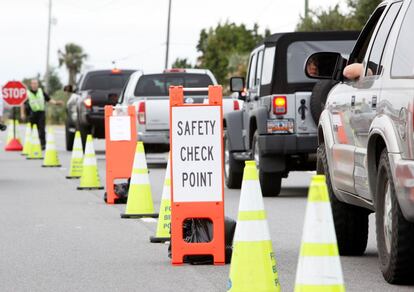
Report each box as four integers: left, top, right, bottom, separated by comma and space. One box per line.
0, 126, 412, 291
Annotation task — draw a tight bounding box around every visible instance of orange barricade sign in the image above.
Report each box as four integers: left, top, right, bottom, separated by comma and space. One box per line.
105, 105, 137, 204
169, 85, 225, 265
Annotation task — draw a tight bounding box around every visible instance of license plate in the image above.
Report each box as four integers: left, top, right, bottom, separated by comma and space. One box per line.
267, 119, 294, 134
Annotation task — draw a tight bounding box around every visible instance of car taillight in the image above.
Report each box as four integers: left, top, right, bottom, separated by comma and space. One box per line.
233, 100, 240, 110
138, 102, 146, 124
84, 96, 92, 109
273, 96, 287, 115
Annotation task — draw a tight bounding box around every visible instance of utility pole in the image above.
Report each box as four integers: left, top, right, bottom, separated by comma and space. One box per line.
305, 0, 309, 18
164, 0, 172, 69
45, 0, 52, 91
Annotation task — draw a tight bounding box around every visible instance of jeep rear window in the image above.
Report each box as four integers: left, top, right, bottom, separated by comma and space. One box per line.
287, 40, 355, 83
134, 74, 214, 96
81, 73, 131, 91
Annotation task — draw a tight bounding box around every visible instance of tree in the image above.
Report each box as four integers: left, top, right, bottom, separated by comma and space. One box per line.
296, 0, 381, 32
47, 68, 63, 95
171, 58, 194, 68
196, 22, 268, 85
58, 43, 88, 86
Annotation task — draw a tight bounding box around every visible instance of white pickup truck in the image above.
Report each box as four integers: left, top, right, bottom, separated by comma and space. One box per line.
118, 68, 242, 151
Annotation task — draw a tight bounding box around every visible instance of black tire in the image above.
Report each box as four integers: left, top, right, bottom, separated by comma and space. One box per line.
252, 130, 281, 197
65, 121, 75, 151
78, 122, 91, 150
310, 80, 338, 124
224, 131, 243, 189
317, 143, 369, 255
375, 150, 414, 284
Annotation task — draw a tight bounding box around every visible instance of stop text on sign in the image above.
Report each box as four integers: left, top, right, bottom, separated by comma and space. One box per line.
2, 88, 26, 99
171, 105, 223, 202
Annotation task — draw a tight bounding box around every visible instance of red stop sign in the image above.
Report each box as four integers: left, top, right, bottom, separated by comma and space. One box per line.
2, 81, 27, 106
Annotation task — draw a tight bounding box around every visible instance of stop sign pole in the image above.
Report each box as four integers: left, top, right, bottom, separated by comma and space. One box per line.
2, 81, 28, 151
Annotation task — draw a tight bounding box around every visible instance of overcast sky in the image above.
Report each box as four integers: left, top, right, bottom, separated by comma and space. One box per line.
0, 0, 342, 87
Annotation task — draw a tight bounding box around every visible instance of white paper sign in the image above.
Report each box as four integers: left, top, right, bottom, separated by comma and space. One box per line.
109, 116, 131, 141
332, 114, 342, 127
171, 105, 223, 202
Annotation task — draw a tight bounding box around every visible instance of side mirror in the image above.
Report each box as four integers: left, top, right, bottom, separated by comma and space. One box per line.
63, 85, 74, 93
230, 77, 245, 93
305, 52, 343, 80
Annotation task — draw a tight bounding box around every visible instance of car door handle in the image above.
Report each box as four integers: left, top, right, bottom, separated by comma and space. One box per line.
351, 95, 355, 107
372, 96, 377, 109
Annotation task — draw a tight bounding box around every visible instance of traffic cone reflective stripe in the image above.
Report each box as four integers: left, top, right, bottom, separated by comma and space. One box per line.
42, 127, 61, 167
228, 161, 281, 292
22, 123, 31, 156
150, 156, 171, 243
66, 131, 83, 179
121, 142, 158, 219
77, 135, 103, 190
27, 125, 43, 159
294, 175, 345, 292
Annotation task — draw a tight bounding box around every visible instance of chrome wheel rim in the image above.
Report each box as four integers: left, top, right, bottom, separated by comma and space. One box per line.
224, 137, 229, 179
384, 181, 393, 254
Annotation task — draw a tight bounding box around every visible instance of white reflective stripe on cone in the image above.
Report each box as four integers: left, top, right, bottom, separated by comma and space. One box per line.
73, 139, 82, 150
130, 173, 150, 185
296, 256, 344, 285
46, 143, 56, 151
238, 180, 265, 212
234, 220, 271, 242
71, 150, 83, 159
161, 186, 171, 199
83, 156, 97, 166
133, 153, 147, 169
84, 141, 95, 155
302, 202, 337, 243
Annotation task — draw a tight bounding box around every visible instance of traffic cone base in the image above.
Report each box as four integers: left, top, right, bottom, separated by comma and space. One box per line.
121, 142, 158, 219
77, 135, 103, 190
5, 138, 23, 151
67, 131, 83, 179
228, 161, 280, 292
294, 175, 345, 292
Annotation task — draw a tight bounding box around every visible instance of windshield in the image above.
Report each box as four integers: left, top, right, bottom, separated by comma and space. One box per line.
287, 40, 356, 83
134, 73, 214, 96
81, 73, 131, 91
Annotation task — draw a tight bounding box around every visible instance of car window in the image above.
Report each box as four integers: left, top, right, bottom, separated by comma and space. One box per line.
392, 1, 414, 78
134, 73, 213, 96
255, 50, 264, 86
261, 46, 275, 85
81, 73, 131, 91
349, 6, 386, 64
247, 53, 257, 89
287, 40, 356, 83
365, 2, 402, 77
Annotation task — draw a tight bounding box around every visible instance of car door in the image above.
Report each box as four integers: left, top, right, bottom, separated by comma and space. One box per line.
352, 1, 403, 200
328, 5, 386, 195
243, 48, 264, 149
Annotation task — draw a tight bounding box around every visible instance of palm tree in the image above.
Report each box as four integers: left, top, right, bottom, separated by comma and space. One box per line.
58, 43, 88, 86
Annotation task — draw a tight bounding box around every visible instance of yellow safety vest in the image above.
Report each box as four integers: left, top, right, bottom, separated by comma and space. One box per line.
27, 89, 46, 112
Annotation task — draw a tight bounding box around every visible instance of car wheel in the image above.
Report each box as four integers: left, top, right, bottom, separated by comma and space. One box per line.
223, 131, 243, 189
317, 142, 369, 255
252, 130, 281, 197
65, 121, 75, 151
376, 149, 414, 284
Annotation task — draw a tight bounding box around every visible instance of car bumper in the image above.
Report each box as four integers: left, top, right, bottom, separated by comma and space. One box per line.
390, 153, 414, 222
258, 134, 318, 155
138, 131, 170, 144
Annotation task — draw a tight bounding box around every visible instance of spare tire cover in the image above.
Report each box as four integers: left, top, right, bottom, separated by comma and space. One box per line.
310, 80, 339, 124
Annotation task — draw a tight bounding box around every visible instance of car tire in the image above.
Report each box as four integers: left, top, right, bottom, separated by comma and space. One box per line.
310, 80, 338, 124
224, 131, 243, 189
78, 122, 91, 150
65, 121, 75, 151
317, 142, 369, 255
252, 130, 281, 197
375, 149, 414, 284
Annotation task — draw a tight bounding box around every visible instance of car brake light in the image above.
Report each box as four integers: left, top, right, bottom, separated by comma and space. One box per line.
111, 68, 121, 74
164, 68, 186, 73
273, 96, 287, 115
233, 100, 240, 110
138, 102, 146, 124
84, 96, 92, 109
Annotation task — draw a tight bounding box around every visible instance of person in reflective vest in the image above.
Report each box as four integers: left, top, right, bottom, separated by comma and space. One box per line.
20, 79, 63, 150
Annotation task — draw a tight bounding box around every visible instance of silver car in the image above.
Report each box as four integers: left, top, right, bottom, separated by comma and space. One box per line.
307, 0, 414, 284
